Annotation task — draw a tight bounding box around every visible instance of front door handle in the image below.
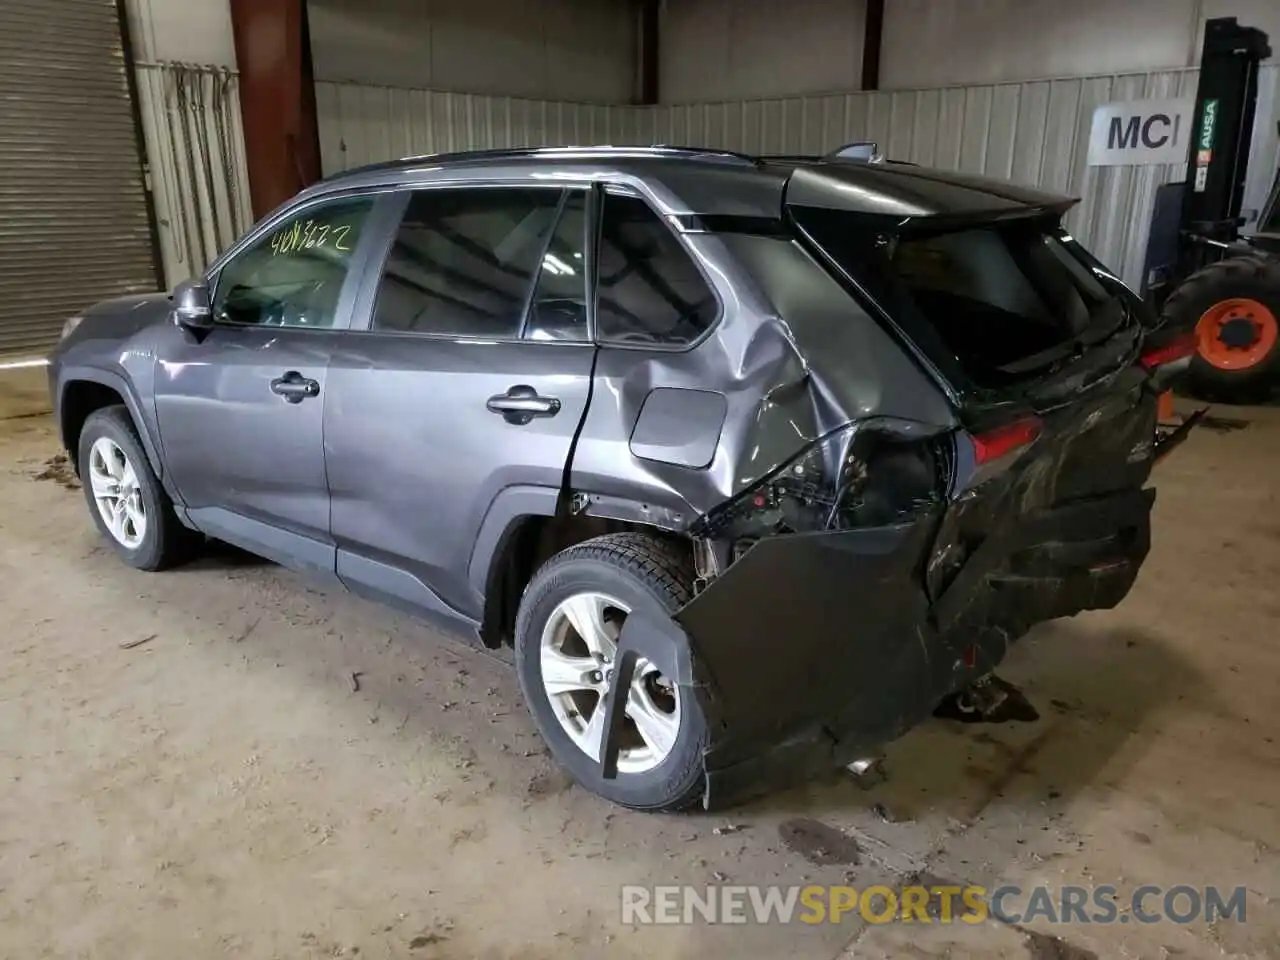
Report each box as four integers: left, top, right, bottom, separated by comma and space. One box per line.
486, 384, 561, 425
270, 371, 320, 403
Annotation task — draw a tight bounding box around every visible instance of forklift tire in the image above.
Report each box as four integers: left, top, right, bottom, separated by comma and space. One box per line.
1161, 256, 1280, 403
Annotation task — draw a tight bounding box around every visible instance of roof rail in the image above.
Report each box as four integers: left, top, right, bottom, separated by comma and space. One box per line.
326, 144, 761, 181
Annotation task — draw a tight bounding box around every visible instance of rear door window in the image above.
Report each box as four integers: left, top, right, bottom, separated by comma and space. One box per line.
523, 191, 589, 342
372, 187, 563, 339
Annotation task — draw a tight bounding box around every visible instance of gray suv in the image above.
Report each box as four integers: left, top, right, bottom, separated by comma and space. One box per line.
48, 146, 1192, 811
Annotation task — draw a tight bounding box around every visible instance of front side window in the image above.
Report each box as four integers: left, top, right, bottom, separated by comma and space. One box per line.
372, 187, 565, 339
595, 194, 718, 346
212, 196, 374, 329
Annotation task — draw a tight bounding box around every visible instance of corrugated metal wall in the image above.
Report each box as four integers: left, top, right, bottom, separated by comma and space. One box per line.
307, 0, 636, 101
660, 0, 866, 104
315, 81, 645, 173
134, 62, 253, 287
881, 0, 1280, 91
124, 0, 237, 67
316, 64, 1280, 288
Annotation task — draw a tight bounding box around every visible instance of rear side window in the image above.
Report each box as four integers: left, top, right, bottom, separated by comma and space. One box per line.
595, 194, 718, 346
372, 187, 563, 339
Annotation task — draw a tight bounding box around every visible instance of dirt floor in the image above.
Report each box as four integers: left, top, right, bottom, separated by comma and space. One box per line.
1, 364, 1278, 960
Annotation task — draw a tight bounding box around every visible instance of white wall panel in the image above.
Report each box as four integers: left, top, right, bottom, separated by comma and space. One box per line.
308, 0, 635, 102
135, 63, 252, 287
660, 0, 866, 103
883, 0, 1280, 90
315, 82, 645, 174
125, 0, 236, 67
317, 63, 1280, 291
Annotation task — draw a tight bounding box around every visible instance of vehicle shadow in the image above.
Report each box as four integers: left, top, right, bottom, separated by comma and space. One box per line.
742, 618, 1209, 828
179, 537, 274, 570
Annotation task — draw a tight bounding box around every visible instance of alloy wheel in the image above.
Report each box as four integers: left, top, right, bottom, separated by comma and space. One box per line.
88, 437, 147, 550
539, 591, 681, 774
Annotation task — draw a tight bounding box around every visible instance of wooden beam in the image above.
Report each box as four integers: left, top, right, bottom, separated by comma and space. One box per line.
228, 0, 322, 220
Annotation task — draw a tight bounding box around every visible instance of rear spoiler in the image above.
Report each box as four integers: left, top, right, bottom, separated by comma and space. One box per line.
783, 162, 1078, 227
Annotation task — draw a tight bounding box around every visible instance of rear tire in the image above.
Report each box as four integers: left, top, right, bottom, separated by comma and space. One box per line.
1160, 255, 1280, 403
78, 405, 197, 571
514, 532, 707, 812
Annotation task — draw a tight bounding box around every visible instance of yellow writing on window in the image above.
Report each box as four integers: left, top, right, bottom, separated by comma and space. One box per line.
270, 218, 355, 257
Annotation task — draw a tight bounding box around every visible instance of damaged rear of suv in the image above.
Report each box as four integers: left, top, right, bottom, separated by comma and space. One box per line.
522, 151, 1191, 811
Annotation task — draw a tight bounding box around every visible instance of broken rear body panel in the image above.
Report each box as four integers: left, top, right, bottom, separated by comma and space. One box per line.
585, 161, 1168, 808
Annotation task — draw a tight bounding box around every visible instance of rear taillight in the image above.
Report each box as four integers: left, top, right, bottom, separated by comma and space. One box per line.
1140, 331, 1196, 370
971, 417, 1042, 465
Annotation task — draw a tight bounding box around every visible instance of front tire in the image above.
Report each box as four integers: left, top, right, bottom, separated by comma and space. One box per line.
514, 533, 707, 811
78, 405, 196, 571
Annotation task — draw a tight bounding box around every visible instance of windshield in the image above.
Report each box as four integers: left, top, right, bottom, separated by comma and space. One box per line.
793, 206, 1128, 390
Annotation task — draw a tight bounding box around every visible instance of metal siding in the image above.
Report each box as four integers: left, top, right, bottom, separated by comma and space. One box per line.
134, 63, 253, 288
123, 0, 237, 67
659, 0, 866, 104
307, 0, 635, 103
654, 66, 1279, 286
880, 0, 1280, 90
0, 0, 158, 355
317, 63, 1280, 289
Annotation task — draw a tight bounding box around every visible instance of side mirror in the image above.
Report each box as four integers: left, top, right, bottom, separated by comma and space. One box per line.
172, 279, 213, 329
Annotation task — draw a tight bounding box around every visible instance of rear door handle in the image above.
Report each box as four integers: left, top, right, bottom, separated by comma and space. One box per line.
270, 372, 320, 403
486, 385, 561, 425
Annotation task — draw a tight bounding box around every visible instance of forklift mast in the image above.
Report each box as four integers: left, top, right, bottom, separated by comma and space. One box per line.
1180, 17, 1272, 244
1144, 17, 1272, 303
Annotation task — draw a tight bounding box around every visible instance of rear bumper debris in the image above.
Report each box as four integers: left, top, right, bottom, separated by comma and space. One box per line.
1154, 406, 1208, 464
603, 487, 1156, 809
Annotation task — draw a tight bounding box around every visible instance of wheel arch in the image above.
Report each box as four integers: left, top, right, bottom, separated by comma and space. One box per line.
58, 368, 168, 490
470, 485, 693, 649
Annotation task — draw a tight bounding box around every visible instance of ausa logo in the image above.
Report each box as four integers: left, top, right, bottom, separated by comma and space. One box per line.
1199, 99, 1219, 151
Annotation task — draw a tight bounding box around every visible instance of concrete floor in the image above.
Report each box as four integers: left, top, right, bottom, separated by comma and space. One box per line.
1, 364, 1277, 960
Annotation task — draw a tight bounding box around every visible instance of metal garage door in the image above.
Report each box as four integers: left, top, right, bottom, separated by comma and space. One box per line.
0, 0, 158, 356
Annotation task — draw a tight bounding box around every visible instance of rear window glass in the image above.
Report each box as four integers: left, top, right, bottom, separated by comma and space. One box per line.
794, 207, 1123, 388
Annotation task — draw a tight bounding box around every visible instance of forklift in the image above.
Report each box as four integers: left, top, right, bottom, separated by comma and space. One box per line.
1142, 17, 1280, 403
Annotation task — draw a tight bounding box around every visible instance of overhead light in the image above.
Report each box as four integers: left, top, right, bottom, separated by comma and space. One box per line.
543, 253, 576, 276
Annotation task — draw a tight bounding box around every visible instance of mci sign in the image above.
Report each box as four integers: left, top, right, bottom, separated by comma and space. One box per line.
1087, 98, 1195, 166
